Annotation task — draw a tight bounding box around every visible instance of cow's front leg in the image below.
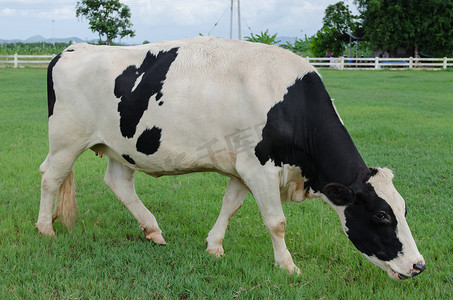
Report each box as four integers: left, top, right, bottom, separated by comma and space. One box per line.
258, 197, 300, 275
206, 176, 248, 256
104, 158, 166, 245
237, 160, 300, 275
265, 214, 300, 275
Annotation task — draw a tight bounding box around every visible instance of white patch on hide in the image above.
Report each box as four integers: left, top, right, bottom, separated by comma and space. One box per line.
131, 73, 144, 93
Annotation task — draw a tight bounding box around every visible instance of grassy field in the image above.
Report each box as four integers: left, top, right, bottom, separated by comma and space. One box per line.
0, 68, 452, 298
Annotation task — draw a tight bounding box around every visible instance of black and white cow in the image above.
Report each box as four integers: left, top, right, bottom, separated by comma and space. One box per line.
37, 37, 425, 280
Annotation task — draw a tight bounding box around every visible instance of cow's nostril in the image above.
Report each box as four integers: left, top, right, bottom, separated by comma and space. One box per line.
413, 262, 426, 274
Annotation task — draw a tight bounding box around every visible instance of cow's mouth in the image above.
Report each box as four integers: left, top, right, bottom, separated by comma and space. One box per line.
397, 273, 409, 280
389, 265, 426, 280
389, 267, 409, 280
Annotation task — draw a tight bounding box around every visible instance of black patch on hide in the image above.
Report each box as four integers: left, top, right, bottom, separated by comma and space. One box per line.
122, 154, 136, 165
114, 48, 179, 138
136, 126, 162, 155
47, 53, 62, 117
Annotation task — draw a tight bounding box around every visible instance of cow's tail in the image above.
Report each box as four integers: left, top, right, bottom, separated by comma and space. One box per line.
52, 169, 78, 231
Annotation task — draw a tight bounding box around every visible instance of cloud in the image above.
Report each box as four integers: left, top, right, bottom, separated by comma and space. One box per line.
38, 6, 75, 20
239, 0, 328, 35
0, 1, 75, 19
127, 0, 225, 27
0, 8, 16, 16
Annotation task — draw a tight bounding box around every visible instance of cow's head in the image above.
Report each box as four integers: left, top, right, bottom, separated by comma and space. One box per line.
322, 167, 425, 280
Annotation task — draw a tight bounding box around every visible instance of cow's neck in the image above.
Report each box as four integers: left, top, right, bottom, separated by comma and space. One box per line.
299, 73, 368, 191
255, 72, 369, 193
305, 108, 368, 192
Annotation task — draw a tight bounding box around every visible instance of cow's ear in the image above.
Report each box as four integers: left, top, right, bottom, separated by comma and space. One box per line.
323, 183, 355, 206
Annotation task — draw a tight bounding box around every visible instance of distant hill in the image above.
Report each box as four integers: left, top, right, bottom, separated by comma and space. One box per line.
24, 35, 47, 43
0, 35, 87, 44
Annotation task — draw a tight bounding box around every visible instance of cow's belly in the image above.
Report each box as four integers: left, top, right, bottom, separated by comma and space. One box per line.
90, 142, 236, 177
90, 114, 258, 178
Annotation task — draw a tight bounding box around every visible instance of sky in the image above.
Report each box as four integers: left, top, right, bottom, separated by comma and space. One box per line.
0, 0, 359, 44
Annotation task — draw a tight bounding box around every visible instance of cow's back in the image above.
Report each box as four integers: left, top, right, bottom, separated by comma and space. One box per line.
49, 37, 315, 176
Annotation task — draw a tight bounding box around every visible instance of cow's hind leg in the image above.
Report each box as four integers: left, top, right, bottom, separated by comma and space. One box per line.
205, 177, 248, 256
36, 150, 80, 236
104, 158, 166, 244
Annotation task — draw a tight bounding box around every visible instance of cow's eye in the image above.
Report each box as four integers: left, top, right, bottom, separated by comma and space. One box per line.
374, 211, 390, 223
376, 212, 385, 219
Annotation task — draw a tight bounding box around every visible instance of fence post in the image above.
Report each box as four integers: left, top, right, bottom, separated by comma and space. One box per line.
14, 53, 18, 68
443, 57, 447, 70
409, 57, 413, 69
306, 56, 310, 64
374, 57, 379, 69
340, 56, 345, 69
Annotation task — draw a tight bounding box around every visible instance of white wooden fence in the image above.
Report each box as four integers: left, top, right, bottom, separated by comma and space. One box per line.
0, 54, 56, 68
307, 56, 453, 69
1, 54, 453, 69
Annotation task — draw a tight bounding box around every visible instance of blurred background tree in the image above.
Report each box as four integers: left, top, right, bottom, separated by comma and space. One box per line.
309, 1, 359, 57
354, 0, 453, 57
76, 0, 135, 45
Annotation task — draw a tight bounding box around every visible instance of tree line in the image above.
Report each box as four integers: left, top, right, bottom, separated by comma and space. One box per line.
247, 1, 453, 58
356, 0, 453, 58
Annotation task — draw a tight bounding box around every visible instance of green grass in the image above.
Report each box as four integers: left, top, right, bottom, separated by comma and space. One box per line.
0, 68, 452, 298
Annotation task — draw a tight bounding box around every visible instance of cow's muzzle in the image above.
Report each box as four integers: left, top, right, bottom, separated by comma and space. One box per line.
411, 261, 426, 276
395, 261, 426, 280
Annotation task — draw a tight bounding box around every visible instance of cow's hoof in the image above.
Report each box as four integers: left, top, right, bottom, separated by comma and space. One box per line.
283, 264, 301, 275
36, 224, 55, 237
140, 225, 167, 245
146, 232, 167, 245
206, 245, 224, 257
205, 237, 225, 257
276, 260, 301, 275
291, 265, 301, 275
